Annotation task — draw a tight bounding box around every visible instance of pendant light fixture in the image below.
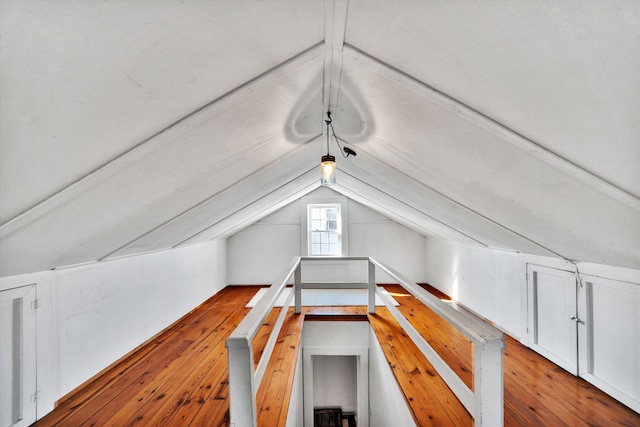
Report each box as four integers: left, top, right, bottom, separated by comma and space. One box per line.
321, 111, 356, 185
320, 153, 336, 185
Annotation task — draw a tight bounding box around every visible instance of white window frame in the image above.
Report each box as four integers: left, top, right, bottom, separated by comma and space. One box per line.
307, 204, 342, 256
301, 197, 348, 257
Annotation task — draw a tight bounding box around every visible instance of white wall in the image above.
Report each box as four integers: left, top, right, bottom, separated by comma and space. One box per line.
0, 240, 227, 421
312, 355, 357, 412
301, 321, 369, 427
299, 321, 415, 426
227, 187, 426, 284
227, 201, 302, 284
424, 238, 528, 339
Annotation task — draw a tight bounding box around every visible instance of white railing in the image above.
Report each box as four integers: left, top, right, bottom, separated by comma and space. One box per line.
226, 256, 504, 426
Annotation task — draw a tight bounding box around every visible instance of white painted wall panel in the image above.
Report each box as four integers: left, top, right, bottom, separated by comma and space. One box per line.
53, 241, 226, 398
581, 276, 640, 412
0, 285, 37, 427
0, 240, 227, 421
227, 188, 426, 284
527, 265, 577, 374
227, 224, 302, 284
424, 238, 524, 339
312, 355, 357, 412
349, 201, 426, 284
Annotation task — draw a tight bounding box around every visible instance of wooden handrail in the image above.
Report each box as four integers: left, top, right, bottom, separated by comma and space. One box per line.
369, 258, 503, 345
226, 256, 504, 426
226, 256, 301, 427
227, 257, 301, 344
369, 258, 504, 426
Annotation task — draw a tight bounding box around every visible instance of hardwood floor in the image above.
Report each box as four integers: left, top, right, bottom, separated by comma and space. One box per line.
34, 285, 640, 426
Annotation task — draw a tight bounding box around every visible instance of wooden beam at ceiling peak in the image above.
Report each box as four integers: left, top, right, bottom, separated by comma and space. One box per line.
323, 0, 349, 118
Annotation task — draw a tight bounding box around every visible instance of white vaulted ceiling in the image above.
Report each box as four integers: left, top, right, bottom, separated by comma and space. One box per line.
1, 0, 639, 276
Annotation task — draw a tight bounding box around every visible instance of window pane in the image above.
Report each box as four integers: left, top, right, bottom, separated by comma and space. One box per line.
308, 204, 342, 256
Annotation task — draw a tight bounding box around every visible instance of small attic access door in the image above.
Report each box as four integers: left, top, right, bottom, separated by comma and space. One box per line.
526, 265, 578, 374
0, 284, 37, 427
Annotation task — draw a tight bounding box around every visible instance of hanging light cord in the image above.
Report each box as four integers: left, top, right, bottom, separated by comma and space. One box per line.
325, 111, 355, 158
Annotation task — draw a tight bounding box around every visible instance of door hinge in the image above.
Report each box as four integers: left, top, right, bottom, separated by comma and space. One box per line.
30, 391, 38, 402
31, 299, 40, 310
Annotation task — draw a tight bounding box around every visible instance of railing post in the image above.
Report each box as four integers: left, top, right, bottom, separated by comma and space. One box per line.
294, 263, 302, 314
473, 339, 504, 426
368, 259, 376, 314
227, 338, 257, 427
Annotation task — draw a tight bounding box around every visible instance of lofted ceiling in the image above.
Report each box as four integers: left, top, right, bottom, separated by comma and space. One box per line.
1, 0, 639, 277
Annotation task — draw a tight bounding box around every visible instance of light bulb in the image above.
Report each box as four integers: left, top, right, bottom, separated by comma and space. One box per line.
320, 155, 336, 185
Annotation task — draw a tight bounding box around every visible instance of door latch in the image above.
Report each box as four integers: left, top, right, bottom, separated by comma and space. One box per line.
570, 316, 585, 325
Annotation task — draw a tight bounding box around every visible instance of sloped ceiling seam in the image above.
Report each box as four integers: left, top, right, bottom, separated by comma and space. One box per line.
201, 180, 320, 244
97, 136, 321, 261
336, 168, 488, 247
344, 44, 640, 210
0, 41, 326, 235
173, 166, 320, 248
341, 153, 571, 260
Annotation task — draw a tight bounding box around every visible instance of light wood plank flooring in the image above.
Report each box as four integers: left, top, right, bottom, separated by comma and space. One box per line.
34, 285, 640, 426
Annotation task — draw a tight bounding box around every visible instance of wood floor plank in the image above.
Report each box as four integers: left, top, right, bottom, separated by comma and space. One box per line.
252, 306, 283, 368
369, 307, 472, 426
186, 373, 229, 426
503, 335, 640, 427
50, 336, 195, 427
128, 340, 228, 426
163, 343, 229, 426
55, 289, 232, 421
256, 309, 305, 427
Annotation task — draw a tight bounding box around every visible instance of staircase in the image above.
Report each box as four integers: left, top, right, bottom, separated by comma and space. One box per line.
227, 256, 504, 427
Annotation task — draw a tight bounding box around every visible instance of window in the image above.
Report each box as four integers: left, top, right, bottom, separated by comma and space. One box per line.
308, 204, 342, 256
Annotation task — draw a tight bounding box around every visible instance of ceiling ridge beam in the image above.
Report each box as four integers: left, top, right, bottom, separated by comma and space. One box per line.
322, 0, 349, 118
0, 41, 325, 234
99, 136, 322, 260
343, 43, 640, 212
